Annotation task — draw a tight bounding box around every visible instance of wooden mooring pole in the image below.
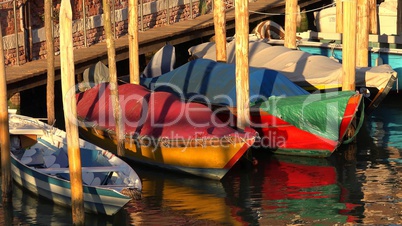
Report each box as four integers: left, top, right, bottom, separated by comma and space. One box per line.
342, 0, 357, 91
368, 0, 378, 34
214, 0, 227, 62
0, 22, 12, 203
103, 0, 125, 156
59, 0, 85, 224
235, 0, 250, 130
397, 0, 402, 35
356, 0, 369, 67
45, 0, 55, 125
336, 0, 343, 33
128, 0, 140, 84
284, 0, 297, 49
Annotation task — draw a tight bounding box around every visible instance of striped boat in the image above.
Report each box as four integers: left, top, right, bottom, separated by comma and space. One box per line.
9, 113, 142, 216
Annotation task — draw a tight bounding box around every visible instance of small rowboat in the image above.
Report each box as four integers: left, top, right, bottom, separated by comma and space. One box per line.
75, 83, 256, 180
9, 113, 142, 216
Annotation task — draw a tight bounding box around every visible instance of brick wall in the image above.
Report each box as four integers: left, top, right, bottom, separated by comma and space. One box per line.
1, 0, 226, 66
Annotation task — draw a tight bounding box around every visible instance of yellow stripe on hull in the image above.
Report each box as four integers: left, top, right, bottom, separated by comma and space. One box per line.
78, 125, 253, 178
124, 142, 246, 169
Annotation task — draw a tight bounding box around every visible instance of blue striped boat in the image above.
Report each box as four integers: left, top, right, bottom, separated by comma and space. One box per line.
8, 113, 142, 216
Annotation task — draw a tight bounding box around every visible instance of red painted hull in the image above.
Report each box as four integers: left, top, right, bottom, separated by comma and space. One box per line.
218, 94, 362, 157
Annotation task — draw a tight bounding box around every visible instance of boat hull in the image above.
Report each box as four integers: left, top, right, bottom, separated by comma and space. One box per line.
217, 93, 362, 157
78, 124, 255, 180
10, 157, 131, 216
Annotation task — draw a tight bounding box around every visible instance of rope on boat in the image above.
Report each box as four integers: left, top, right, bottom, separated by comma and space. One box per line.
121, 188, 142, 200
342, 100, 365, 145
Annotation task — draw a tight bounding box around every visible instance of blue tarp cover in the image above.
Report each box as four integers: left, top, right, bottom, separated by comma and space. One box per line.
141, 59, 309, 107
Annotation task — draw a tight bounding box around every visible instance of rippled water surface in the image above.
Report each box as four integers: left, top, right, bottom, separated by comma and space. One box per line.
1, 93, 401, 225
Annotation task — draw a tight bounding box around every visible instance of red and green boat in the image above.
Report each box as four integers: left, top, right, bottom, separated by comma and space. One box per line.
140, 59, 364, 157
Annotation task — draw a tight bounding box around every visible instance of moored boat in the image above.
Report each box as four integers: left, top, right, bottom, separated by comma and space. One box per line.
188, 39, 396, 114
9, 113, 142, 216
75, 83, 256, 180
273, 36, 402, 93
140, 59, 364, 157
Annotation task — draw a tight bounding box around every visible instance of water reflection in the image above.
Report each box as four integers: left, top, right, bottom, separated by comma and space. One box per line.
367, 93, 402, 150
224, 153, 357, 225
351, 93, 402, 225
119, 166, 236, 225
117, 153, 358, 225
7, 182, 118, 225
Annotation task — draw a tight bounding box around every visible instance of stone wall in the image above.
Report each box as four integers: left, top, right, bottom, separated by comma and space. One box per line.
0, 0, 227, 66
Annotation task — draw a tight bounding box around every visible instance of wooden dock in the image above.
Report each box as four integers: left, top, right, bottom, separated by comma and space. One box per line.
5, 0, 324, 97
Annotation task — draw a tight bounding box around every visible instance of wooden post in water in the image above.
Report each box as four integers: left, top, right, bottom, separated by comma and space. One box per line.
0, 22, 12, 203
284, 0, 297, 49
368, 0, 378, 34
214, 0, 226, 62
342, 0, 357, 91
128, 0, 140, 84
356, 0, 369, 67
235, 0, 250, 130
59, 0, 85, 224
103, 0, 125, 156
45, 0, 55, 125
336, 0, 343, 33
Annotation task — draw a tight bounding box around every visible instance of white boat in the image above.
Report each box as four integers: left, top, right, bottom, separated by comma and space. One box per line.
308, 1, 401, 93
315, 1, 399, 35
8, 113, 142, 216
268, 36, 402, 92
188, 35, 397, 114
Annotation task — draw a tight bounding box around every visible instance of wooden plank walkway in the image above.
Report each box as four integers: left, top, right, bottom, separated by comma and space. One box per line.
5, 0, 323, 97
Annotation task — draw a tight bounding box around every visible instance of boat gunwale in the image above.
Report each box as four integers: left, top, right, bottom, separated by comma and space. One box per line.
76, 116, 256, 148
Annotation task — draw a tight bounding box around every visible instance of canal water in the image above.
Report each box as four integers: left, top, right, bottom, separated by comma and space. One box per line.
0, 92, 401, 225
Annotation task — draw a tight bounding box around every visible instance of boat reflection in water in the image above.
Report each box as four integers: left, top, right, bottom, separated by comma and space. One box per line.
10, 183, 115, 225
223, 152, 358, 225
121, 166, 239, 225
117, 152, 358, 225
6, 152, 359, 225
